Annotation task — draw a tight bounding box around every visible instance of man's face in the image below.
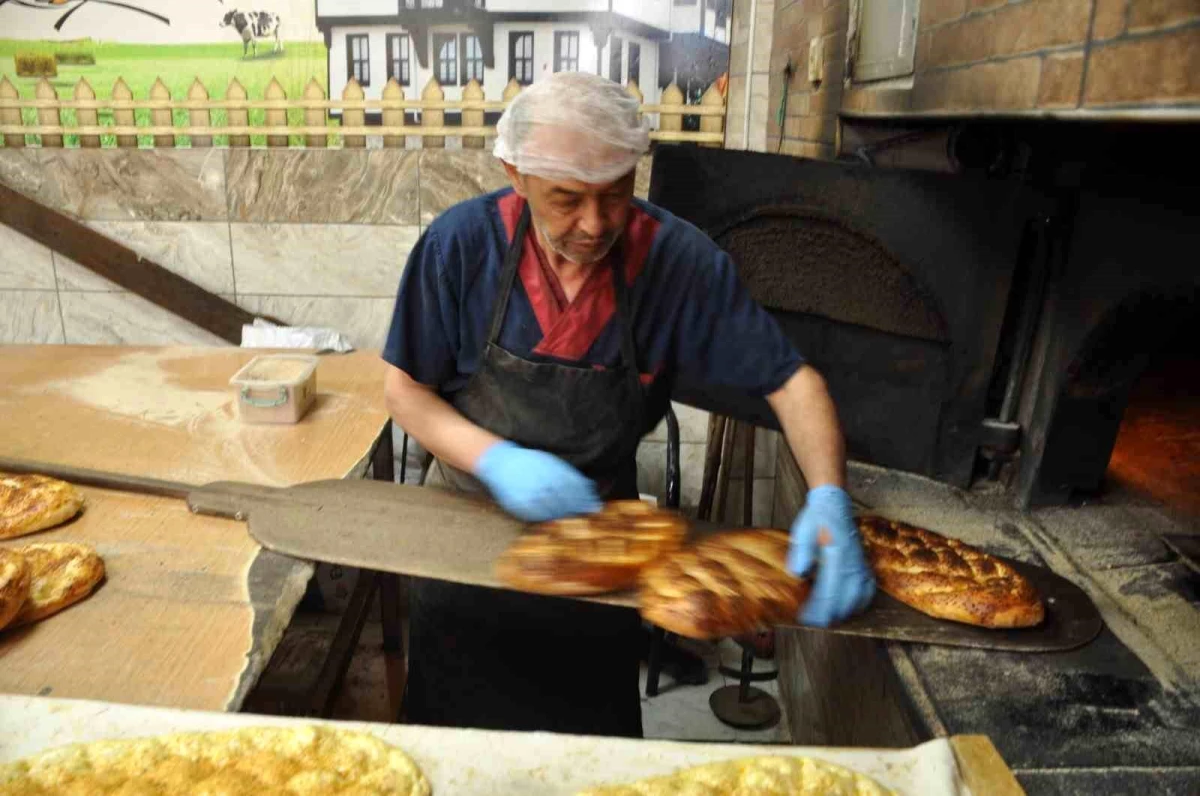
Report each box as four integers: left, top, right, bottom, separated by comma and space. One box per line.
505, 165, 636, 265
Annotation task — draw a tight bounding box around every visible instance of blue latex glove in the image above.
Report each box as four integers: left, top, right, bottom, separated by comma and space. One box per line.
474, 441, 602, 522
786, 485, 876, 627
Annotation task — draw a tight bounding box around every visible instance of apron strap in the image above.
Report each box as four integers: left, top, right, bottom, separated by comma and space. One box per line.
489, 198, 645, 434
487, 203, 531, 345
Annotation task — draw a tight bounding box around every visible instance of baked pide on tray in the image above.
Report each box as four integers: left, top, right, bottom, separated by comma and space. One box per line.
496, 499, 689, 595
637, 530, 811, 640
857, 515, 1044, 628
0, 725, 430, 795
577, 754, 894, 795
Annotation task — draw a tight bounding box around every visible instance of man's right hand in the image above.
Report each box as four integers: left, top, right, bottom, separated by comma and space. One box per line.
474, 441, 602, 522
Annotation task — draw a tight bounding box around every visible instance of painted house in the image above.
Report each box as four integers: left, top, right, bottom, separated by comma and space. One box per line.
315, 0, 730, 123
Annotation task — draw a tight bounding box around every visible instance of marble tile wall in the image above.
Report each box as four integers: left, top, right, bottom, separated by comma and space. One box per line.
726, 0, 778, 153
0, 146, 764, 510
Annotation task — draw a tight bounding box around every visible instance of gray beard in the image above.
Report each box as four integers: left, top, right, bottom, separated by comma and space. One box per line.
535, 219, 620, 265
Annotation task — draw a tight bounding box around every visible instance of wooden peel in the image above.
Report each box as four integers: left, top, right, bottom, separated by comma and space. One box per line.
0, 456, 1104, 651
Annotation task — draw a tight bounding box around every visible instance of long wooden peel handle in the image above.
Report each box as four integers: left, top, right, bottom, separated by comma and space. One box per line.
0, 456, 194, 500
185, 481, 286, 521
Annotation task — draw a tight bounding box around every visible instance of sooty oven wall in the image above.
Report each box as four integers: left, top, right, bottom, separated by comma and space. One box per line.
648, 146, 1041, 489
1016, 163, 1200, 509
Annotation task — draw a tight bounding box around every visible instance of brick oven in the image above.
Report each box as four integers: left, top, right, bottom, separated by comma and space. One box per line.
650, 126, 1198, 514
686, 3, 1200, 792
713, 0, 1200, 514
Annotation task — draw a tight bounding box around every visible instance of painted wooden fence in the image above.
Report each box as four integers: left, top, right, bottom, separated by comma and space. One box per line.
0, 75, 726, 150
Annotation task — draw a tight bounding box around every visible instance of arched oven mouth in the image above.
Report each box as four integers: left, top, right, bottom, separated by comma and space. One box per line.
708, 204, 951, 344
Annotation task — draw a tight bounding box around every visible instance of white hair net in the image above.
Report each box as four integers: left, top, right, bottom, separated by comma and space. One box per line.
493, 72, 650, 184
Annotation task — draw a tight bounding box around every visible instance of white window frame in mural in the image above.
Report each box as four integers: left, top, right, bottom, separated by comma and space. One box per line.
347, 33, 371, 88
387, 33, 412, 87
434, 32, 459, 85
460, 32, 484, 86
554, 30, 580, 73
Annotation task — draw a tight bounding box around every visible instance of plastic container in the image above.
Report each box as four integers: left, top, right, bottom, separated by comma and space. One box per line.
229, 354, 319, 424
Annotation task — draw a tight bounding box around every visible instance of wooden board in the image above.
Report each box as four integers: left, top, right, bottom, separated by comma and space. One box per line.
0, 185, 263, 344
2, 696, 1026, 795
0, 485, 310, 712
0, 345, 390, 487
950, 736, 1026, 796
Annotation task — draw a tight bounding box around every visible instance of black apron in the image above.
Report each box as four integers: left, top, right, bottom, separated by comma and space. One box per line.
405, 204, 664, 738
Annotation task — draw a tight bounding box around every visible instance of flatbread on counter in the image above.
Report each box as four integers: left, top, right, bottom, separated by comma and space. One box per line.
0, 474, 84, 540
0, 548, 31, 631
577, 754, 895, 795
7, 542, 105, 628
0, 725, 430, 795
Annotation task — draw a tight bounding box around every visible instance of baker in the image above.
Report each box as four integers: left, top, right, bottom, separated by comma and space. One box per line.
382, 72, 874, 738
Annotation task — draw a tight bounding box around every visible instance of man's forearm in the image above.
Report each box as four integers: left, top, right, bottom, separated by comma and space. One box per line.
766, 364, 846, 490
383, 365, 500, 474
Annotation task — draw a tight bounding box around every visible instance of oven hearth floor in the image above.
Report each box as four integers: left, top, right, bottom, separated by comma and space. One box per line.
846, 460, 1200, 795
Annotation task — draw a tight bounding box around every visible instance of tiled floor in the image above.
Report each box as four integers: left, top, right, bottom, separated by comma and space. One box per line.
640, 638, 791, 745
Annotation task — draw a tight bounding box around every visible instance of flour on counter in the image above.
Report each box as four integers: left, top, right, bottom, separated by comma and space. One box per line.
35, 351, 232, 428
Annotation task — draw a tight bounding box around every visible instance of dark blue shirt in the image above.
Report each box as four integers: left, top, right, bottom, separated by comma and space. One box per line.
383, 189, 803, 408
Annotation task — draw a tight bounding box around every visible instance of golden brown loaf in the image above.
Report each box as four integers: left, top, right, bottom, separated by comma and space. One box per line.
858, 515, 1044, 628
0, 474, 84, 540
497, 500, 689, 595
9, 542, 105, 628
0, 548, 31, 631
577, 755, 894, 795
0, 725, 431, 795
637, 530, 811, 640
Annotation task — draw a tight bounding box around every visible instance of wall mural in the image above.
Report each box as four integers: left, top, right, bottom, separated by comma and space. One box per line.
0, 0, 324, 120
0, 1, 731, 140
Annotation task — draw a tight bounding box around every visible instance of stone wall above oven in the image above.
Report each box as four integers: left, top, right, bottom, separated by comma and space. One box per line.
728, 0, 1200, 162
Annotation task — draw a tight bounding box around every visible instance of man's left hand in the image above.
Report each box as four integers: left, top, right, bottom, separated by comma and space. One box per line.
786, 485, 876, 627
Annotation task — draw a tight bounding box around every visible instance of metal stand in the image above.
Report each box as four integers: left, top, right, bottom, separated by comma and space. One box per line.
709, 644, 781, 730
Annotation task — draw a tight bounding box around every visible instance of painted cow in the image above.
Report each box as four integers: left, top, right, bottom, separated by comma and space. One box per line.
220, 9, 283, 57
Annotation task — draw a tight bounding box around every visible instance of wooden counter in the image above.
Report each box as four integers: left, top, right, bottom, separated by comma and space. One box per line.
0, 345, 390, 711
0, 346, 389, 488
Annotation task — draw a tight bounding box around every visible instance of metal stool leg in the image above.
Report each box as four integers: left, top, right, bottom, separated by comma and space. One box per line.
709, 645, 781, 730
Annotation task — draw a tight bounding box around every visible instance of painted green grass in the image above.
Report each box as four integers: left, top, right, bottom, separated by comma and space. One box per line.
0, 40, 336, 147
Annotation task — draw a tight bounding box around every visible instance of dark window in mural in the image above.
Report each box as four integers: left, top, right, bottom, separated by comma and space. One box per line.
435, 33, 458, 85
609, 36, 623, 83
628, 41, 641, 86
347, 34, 370, 87
387, 34, 411, 86
461, 33, 484, 85
554, 31, 579, 73
509, 31, 534, 84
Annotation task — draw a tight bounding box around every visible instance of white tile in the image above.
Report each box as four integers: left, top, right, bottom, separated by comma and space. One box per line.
636, 440, 710, 511
231, 224, 418, 297
237, 294, 397, 353
0, 226, 55, 290
646, 402, 711, 444
679, 442, 710, 510
636, 441, 668, 500
752, 12, 776, 73
717, 477, 778, 528
54, 221, 234, 294
745, 74, 773, 152
59, 291, 229, 346
0, 290, 63, 344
